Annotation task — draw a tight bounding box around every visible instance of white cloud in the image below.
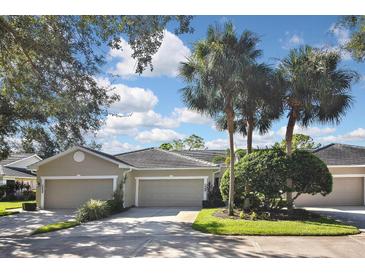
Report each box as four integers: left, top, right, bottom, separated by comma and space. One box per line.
280, 32, 304, 49
108, 84, 158, 113
277, 125, 336, 137
101, 139, 142, 154
325, 24, 352, 60
330, 24, 350, 46
96, 77, 158, 113
173, 107, 213, 125
135, 128, 184, 143
101, 111, 177, 133
206, 131, 276, 150
318, 128, 365, 143
110, 30, 191, 78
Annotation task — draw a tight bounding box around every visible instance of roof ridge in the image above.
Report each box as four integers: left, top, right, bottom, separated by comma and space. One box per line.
333, 143, 365, 149
157, 148, 218, 167
78, 146, 134, 167
113, 147, 154, 156
313, 143, 335, 153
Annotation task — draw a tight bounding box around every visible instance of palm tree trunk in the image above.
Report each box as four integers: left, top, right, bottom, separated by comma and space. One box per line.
285, 109, 298, 211
246, 116, 254, 154
242, 115, 254, 210
226, 103, 235, 216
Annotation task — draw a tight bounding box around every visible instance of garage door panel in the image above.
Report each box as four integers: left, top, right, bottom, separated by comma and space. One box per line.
139, 179, 204, 207
45, 179, 113, 209
295, 177, 364, 206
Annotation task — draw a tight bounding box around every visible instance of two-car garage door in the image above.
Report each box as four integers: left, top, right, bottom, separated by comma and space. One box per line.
45, 179, 114, 209
295, 177, 364, 207
137, 178, 204, 207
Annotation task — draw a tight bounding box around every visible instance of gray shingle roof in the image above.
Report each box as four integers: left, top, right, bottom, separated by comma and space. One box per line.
314, 143, 365, 165
79, 146, 133, 167
0, 166, 36, 177
114, 148, 218, 168
173, 150, 227, 163
0, 153, 35, 166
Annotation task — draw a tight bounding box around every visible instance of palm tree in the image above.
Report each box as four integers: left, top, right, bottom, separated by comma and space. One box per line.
279, 45, 358, 209
179, 22, 261, 215
215, 63, 284, 154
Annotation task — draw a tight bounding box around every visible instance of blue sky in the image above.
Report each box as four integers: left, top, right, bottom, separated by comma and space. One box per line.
96, 16, 365, 154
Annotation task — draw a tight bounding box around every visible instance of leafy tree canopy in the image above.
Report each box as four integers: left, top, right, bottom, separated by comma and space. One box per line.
337, 16, 365, 62
0, 15, 193, 159
183, 134, 205, 150
220, 148, 333, 210
289, 150, 333, 200
220, 149, 288, 209
159, 143, 173, 151
159, 134, 205, 151
274, 134, 321, 151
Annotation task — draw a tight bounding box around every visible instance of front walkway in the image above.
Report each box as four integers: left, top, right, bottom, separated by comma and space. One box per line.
1, 207, 365, 257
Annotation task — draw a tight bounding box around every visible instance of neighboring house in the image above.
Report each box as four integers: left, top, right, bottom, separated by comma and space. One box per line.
29, 143, 365, 210
0, 153, 42, 189
296, 143, 365, 207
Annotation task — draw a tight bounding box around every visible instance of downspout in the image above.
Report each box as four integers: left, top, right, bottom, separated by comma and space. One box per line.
122, 168, 133, 208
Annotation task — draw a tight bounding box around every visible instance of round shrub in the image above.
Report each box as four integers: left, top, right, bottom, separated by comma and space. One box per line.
76, 199, 111, 223
289, 150, 333, 199
220, 149, 289, 209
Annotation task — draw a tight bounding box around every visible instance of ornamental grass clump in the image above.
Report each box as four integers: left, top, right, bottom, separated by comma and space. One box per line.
76, 199, 111, 223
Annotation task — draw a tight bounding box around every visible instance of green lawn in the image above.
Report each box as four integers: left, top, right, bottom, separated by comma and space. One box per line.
31, 221, 80, 235
0, 201, 35, 217
0, 211, 20, 217
0, 201, 30, 211
192, 208, 360, 236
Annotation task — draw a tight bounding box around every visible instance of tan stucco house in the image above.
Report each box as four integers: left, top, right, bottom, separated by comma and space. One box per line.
30, 146, 221, 209
29, 143, 365, 209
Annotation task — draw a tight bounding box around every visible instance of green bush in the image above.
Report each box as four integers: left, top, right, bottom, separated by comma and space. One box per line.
22, 202, 37, 211
76, 199, 111, 223
212, 155, 227, 164
289, 150, 333, 200
220, 149, 288, 209
239, 211, 245, 219
107, 199, 123, 214
250, 212, 257, 221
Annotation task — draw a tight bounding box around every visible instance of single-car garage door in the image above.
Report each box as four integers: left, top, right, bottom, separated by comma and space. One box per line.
138, 179, 204, 207
295, 177, 364, 207
45, 179, 113, 209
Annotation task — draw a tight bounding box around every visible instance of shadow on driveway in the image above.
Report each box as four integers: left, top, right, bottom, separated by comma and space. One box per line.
303, 206, 365, 231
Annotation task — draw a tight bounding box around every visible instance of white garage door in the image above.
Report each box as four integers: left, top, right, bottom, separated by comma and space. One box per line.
295, 177, 364, 207
45, 179, 114, 209
138, 179, 204, 207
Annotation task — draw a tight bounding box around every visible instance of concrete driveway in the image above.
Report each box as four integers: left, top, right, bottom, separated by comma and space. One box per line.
0, 209, 75, 237
303, 206, 365, 231
1, 207, 365, 258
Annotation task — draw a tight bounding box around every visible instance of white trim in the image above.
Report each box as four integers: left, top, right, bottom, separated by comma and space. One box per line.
362, 177, 365, 205
133, 167, 219, 170
332, 174, 365, 178
135, 178, 139, 207
29, 146, 132, 170
328, 165, 365, 168
4, 154, 42, 167
40, 175, 118, 209
134, 176, 209, 207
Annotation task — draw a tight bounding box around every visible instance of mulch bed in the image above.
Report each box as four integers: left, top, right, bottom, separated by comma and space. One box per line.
213, 208, 323, 221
